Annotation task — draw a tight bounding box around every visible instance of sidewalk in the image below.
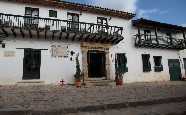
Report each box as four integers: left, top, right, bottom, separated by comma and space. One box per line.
0, 81, 186, 114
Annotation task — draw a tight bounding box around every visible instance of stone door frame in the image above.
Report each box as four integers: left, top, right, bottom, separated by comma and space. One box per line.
81, 42, 111, 80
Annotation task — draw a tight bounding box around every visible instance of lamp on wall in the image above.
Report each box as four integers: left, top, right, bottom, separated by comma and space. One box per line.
0, 40, 5, 48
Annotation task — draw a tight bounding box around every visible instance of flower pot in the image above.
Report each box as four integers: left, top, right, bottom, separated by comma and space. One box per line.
116, 79, 123, 86
75, 80, 81, 88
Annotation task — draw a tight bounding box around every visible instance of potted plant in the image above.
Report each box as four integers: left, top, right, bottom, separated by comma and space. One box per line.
74, 54, 82, 88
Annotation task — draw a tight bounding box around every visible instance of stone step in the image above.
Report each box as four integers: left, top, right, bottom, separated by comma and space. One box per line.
85, 79, 115, 86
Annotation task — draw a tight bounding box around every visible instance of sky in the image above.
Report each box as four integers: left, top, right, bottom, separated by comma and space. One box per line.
65, 0, 186, 27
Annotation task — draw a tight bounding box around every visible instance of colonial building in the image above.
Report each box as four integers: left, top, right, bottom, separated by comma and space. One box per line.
0, 0, 185, 85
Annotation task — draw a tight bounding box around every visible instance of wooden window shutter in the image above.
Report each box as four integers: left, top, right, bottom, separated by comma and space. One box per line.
142, 54, 151, 72
115, 53, 128, 74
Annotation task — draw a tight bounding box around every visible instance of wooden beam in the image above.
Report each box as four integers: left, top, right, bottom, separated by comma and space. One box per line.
71, 33, 77, 41
1, 28, 8, 37
108, 36, 114, 42
90, 34, 97, 41
95, 35, 102, 42
28, 29, 32, 39
36, 28, 40, 39
59, 31, 62, 40
11, 28, 17, 38
66, 32, 70, 40
84, 34, 91, 42
78, 33, 84, 41
52, 31, 55, 40
20, 28, 25, 38
101, 35, 108, 43
45, 30, 47, 40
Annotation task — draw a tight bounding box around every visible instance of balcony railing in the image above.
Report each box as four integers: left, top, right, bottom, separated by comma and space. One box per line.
135, 34, 186, 49
0, 13, 123, 37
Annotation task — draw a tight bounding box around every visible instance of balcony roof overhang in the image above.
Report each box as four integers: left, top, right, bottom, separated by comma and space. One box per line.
133, 18, 186, 32
0, 13, 124, 44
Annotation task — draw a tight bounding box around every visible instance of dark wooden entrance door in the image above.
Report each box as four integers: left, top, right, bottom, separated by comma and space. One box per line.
168, 59, 181, 81
23, 49, 41, 80
88, 50, 106, 78
184, 58, 186, 76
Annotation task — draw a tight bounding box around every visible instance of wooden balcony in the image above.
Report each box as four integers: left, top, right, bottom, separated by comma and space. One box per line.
0, 13, 124, 44
135, 34, 186, 50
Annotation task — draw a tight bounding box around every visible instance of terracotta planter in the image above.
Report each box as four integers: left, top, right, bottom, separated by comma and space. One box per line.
75, 80, 81, 88
115, 79, 123, 86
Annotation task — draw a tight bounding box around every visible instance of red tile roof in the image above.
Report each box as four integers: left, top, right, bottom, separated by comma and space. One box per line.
2, 0, 135, 19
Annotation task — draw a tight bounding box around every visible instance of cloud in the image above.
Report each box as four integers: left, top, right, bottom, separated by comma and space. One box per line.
181, 24, 186, 27
92, 0, 138, 12
137, 8, 168, 18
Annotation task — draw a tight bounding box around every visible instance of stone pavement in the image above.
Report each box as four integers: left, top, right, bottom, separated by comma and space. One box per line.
0, 81, 186, 115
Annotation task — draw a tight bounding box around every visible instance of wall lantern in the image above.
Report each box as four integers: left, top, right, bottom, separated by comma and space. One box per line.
0, 41, 5, 48
2, 43, 5, 48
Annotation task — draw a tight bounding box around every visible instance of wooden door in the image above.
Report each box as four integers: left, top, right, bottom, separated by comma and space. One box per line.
23, 49, 41, 80
168, 59, 181, 81
184, 58, 186, 76
87, 50, 106, 78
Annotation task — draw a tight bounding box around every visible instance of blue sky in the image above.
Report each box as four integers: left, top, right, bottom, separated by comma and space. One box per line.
65, 0, 186, 26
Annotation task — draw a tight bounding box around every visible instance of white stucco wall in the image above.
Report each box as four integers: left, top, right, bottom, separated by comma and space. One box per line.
0, 37, 82, 85
108, 21, 183, 83
0, 1, 185, 84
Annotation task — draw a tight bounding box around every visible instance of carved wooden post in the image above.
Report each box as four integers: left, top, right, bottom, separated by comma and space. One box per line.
137, 27, 141, 44
183, 31, 186, 47
155, 27, 159, 44
183, 31, 186, 40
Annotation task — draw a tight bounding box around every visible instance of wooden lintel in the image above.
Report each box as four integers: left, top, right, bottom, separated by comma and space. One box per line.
16, 48, 48, 50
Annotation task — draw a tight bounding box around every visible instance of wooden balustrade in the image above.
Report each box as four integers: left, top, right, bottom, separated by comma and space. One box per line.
135, 34, 186, 50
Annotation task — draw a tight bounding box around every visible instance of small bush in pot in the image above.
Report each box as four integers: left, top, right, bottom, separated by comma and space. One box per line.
74, 54, 82, 88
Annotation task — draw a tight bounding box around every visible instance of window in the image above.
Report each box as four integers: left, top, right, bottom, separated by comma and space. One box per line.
97, 17, 108, 25
115, 53, 128, 75
166, 32, 172, 38
144, 30, 151, 40
153, 56, 163, 72
24, 7, 39, 25
166, 32, 173, 44
67, 13, 79, 31
49, 10, 57, 18
97, 17, 108, 33
142, 54, 151, 72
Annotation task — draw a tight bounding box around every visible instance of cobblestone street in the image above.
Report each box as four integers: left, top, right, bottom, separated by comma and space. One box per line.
0, 81, 186, 115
